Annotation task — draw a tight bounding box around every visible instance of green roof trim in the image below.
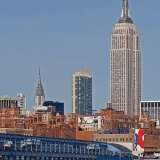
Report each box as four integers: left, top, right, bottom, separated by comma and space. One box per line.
3, 95, 11, 99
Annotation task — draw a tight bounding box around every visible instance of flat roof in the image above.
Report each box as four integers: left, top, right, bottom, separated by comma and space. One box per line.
140, 101, 160, 102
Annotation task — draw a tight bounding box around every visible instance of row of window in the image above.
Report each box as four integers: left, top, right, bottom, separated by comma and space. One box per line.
96, 138, 132, 142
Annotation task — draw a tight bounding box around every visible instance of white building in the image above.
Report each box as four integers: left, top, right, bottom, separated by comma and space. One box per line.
17, 93, 27, 115
92, 129, 144, 157
110, 0, 141, 116
140, 101, 160, 121
0, 95, 18, 113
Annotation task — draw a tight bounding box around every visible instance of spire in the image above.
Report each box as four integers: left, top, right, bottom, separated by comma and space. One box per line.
39, 66, 41, 78
118, 0, 133, 24
35, 69, 45, 97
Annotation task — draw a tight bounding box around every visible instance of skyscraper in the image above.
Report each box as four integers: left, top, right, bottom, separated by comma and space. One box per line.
33, 69, 45, 113
17, 93, 27, 114
110, 0, 141, 116
72, 70, 92, 115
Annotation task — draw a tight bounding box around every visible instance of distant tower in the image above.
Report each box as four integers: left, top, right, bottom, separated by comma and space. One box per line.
34, 68, 45, 106
72, 70, 92, 115
110, 0, 141, 116
17, 93, 27, 114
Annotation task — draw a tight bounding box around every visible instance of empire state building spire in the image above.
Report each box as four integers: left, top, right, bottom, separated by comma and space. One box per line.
118, 0, 133, 24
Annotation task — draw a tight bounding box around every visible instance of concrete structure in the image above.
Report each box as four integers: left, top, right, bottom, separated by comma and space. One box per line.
17, 93, 27, 115
92, 132, 142, 156
140, 101, 160, 121
110, 0, 141, 116
92, 130, 160, 158
0, 134, 135, 160
0, 95, 18, 113
72, 70, 92, 115
33, 70, 45, 113
0, 128, 33, 135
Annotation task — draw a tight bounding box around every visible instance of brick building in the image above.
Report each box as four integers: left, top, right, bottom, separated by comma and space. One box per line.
0, 108, 76, 139
0, 108, 33, 135
0, 108, 25, 128
2, 107, 160, 157
75, 108, 139, 140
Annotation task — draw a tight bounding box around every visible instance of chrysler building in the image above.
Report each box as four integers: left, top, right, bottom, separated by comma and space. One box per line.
110, 0, 141, 115
33, 69, 45, 113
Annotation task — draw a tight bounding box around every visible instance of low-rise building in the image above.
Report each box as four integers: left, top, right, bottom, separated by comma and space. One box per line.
75, 108, 139, 140
140, 101, 160, 121
0, 95, 19, 112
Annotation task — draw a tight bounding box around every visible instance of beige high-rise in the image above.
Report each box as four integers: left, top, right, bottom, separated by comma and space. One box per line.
110, 0, 141, 116
72, 70, 92, 115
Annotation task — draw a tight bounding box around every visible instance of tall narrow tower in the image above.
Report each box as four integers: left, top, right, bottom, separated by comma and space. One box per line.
72, 70, 92, 115
34, 68, 45, 106
110, 0, 141, 115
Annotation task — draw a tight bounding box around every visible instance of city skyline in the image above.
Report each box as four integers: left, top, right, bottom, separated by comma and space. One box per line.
0, 0, 160, 114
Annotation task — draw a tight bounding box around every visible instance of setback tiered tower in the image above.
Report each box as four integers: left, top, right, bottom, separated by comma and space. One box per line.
110, 0, 141, 115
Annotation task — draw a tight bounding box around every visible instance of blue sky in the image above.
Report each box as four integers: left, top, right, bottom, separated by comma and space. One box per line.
0, 0, 160, 113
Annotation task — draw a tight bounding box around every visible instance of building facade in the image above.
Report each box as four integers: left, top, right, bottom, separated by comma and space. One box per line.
72, 70, 92, 115
17, 93, 27, 115
75, 108, 139, 141
140, 101, 160, 121
0, 95, 18, 113
110, 0, 141, 116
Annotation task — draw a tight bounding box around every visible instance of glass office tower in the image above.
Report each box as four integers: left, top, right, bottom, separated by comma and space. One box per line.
72, 70, 92, 115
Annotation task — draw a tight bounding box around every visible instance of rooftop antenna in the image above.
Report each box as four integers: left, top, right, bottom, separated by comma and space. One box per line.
39, 66, 41, 77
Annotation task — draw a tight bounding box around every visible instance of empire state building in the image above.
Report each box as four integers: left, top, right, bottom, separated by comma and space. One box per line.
110, 0, 141, 116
